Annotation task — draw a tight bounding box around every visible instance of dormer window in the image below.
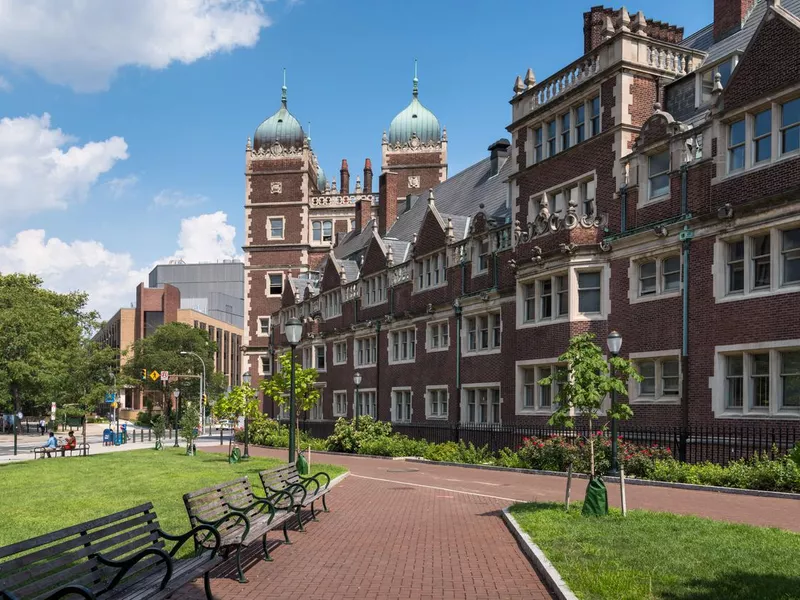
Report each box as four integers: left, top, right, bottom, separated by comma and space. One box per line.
700, 57, 736, 105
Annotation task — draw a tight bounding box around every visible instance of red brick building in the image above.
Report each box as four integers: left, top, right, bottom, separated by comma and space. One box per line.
245, 0, 800, 433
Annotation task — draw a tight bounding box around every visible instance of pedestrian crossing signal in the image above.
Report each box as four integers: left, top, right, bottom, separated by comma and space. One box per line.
141, 368, 147, 380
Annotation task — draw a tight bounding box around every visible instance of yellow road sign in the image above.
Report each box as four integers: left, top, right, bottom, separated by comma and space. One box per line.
149, 370, 160, 382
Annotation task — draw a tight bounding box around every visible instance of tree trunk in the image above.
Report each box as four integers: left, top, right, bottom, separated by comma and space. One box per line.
588, 416, 595, 478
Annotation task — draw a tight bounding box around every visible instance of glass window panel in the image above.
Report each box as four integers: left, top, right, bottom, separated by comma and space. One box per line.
729, 120, 746, 146
663, 256, 681, 291
751, 354, 770, 409
781, 98, 800, 154
648, 151, 670, 198
662, 359, 680, 395
752, 234, 771, 289
717, 60, 732, 87
590, 96, 601, 136
754, 109, 772, 138
577, 272, 601, 313
524, 283, 535, 321
728, 240, 745, 292
540, 279, 552, 319
640, 261, 656, 295
781, 351, 800, 408
782, 228, 800, 284
726, 355, 744, 408
556, 275, 568, 316
639, 361, 656, 395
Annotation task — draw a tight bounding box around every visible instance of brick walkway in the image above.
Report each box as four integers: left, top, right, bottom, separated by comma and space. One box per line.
175, 457, 553, 600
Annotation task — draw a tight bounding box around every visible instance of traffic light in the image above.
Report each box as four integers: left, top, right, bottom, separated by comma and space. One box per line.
203, 394, 208, 405
141, 368, 147, 381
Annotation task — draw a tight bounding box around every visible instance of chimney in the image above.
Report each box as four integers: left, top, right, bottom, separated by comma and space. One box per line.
355, 197, 371, 234
363, 158, 373, 194
584, 6, 616, 53
487, 138, 511, 177
378, 171, 399, 236
340, 159, 350, 195
714, 0, 756, 42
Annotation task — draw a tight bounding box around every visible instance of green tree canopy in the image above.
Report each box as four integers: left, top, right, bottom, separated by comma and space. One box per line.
260, 351, 320, 416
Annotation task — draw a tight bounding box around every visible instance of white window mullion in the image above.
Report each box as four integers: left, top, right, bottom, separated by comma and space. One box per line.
742, 234, 752, 296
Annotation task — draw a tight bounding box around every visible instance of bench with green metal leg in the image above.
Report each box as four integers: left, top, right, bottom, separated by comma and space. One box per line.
258, 462, 334, 529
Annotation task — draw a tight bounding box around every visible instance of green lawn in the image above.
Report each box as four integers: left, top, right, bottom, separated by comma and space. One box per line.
509, 503, 800, 600
0, 448, 346, 554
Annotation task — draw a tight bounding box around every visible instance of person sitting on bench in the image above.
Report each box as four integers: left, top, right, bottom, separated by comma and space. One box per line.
61, 431, 77, 455
41, 432, 58, 457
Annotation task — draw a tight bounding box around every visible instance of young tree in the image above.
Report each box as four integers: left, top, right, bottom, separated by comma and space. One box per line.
151, 414, 166, 450
540, 333, 641, 513
260, 351, 320, 442
180, 403, 201, 456
213, 384, 259, 459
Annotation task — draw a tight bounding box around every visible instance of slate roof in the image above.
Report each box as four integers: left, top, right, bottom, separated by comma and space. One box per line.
334, 220, 377, 262
289, 277, 317, 299
386, 155, 512, 243
340, 259, 360, 283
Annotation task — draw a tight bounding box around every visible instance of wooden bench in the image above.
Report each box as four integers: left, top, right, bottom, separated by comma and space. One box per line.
32, 444, 90, 459
258, 463, 334, 530
0, 503, 222, 600
183, 477, 296, 584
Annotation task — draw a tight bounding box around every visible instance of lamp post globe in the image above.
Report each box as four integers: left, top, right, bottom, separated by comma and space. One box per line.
242, 371, 251, 385
286, 317, 302, 463
606, 330, 623, 476
353, 371, 362, 430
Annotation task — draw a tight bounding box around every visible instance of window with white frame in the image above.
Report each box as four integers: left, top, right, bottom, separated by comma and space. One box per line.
522, 282, 536, 322
333, 341, 348, 365
590, 96, 601, 136
700, 58, 735, 105
390, 328, 416, 363
308, 399, 324, 421
520, 364, 564, 413
258, 316, 271, 336
533, 126, 543, 163
577, 271, 602, 313
312, 220, 333, 243
546, 119, 557, 157
333, 391, 348, 417
560, 112, 571, 151
268, 273, 283, 296
356, 389, 377, 418
631, 356, 680, 403
259, 355, 271, 376
392, 389, 412, 423
466, 312, 501, 353
575, 104, 586, 143
475, 238, 490, 274
268, 217, 285, 240
355, 336, 377, 367
323, 290, 342, 319
540, 273, 568, 321
532, 176, 596, 221
427, 321, 449, 351
416, 252, 446, 291
302, 345, 326, 371
725, 96, 800, 177
715, 344, 800, 416
520, 265, 608, 326
648, 150, 670, 199
720, 225, 800, 299
463, 387, 502, 424
426, 387, 448, 419
637, 255, 681, 298
363, 274, 387, 306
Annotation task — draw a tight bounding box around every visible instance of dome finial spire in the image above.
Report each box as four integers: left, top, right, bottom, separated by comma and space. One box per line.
281, 68, 287, 107
413, 59, 419, 98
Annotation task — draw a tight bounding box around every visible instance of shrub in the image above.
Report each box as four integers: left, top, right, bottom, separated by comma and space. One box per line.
240, 414, 326, 451
134, 412, 152, 427
325, 416, 393, 454
788, 442, 800, 468
423, 440, 494, 465
359, 434, 428, 457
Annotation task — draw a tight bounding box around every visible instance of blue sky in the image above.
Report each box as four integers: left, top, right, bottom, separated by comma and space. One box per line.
0, 0, 712, 318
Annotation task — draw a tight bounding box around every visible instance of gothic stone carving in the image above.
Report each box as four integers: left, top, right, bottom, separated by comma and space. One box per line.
408, 176, 420, 189
270, 182, 283, 194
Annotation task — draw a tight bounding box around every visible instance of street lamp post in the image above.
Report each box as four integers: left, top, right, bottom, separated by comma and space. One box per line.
285, 318, 303, 464
607, 330, 623, 477
242, 371, 251, 459
180, 351, 207, 435
353, 372, 362, 431
173, 388, 181, 448
110, 371, 118, 442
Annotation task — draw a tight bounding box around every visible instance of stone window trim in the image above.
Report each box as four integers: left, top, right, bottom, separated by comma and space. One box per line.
413, 250, 448, 294
425, 385, 449, 420
627, 250, 682, 304
266, 272, 284, 297
525, 92, 602, 167
333, 340, 348, 366
354, 334, 378, 369
354, 387, 377, 419
362, 273, 388, 307
627, 350, 682, 405
322, 289, 342, 319
388, 326, 417, 365
516, 263, 610, 329
527, 171, 598, 228
390, 387, 413, 424
711, 340, 800, 419
426, 320, 450, 353
718, 92, 800, 183
712, 222, 800, 304
266, 216, 286, 241
256, 315, 271, 337
311, 219, 334, 245
301, 343, 326, 373
462, 311, 502, 357
257, 353, 271, 377
332, 390, 348, 417
515, 358, 565, 416
473, 237, 491, 276
638, 146, 671, 206
460, 382, 503, 425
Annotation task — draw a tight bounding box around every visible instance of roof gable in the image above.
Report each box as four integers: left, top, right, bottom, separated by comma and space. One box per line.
320, 253, 343, 291
413, 200, 448, 257
722, 6, 800, 114
360, 234, 388, 277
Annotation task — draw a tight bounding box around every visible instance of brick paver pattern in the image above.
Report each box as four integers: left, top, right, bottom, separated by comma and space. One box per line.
175, 460, 553, 600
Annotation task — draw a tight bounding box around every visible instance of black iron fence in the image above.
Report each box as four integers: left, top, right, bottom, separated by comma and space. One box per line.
297, 419, 800, 466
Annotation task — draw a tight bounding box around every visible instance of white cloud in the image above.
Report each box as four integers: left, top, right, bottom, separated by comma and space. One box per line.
0, 211, 241, 319
0, 0, 271, 92
0, 76, 11, 92
0, 113, 128, 219
153, 189, 208, 209
107, 175, 138, 198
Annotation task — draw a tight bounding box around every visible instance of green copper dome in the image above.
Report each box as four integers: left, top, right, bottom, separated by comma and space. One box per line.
388, 73, 441, 146
317, 167, 327, 191
253, 84, 305, 151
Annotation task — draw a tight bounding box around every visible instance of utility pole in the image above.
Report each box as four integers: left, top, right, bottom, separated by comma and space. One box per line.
11, 383, 19, 456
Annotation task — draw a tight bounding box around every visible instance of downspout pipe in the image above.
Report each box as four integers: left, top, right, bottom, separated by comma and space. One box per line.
620, 184, 628, 233
375, 320, 382, 420
679, 162, 693, 461
453, 298, 463, 440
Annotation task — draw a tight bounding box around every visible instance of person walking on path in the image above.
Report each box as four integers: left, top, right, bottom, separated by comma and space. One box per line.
39, 419, 46, 436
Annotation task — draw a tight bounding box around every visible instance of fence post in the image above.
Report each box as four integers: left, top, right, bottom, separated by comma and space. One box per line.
679, 430, 688, 463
